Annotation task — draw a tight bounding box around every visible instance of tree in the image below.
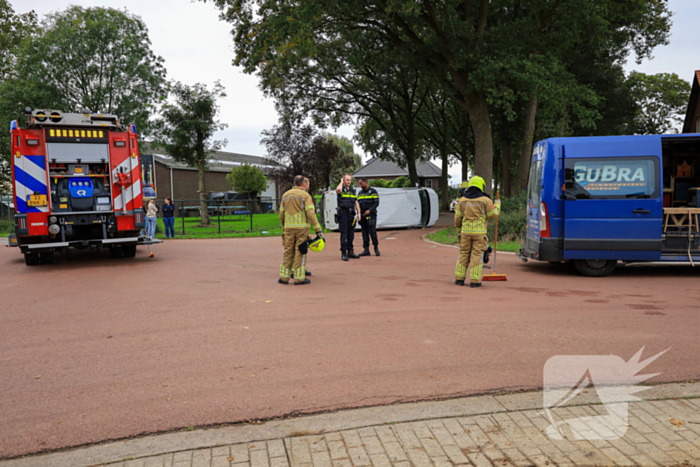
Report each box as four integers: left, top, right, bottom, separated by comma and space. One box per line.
153, 81, 228, 226
209, 0, 671, 193
626, 72, 691, 135
262, 124, 357, 195
227, 163, 268, 198
227, 163, 268, 212
0, 1, 36, 189
4, 6, 166, 135
324, 133, 362, 182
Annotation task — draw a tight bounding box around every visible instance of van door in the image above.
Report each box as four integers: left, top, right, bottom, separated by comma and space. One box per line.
563, 155, 662, 260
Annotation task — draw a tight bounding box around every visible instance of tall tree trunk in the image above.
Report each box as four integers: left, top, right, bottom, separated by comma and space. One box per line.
461, 150, 470, 182
464, 93, 494, 194
514, 95, 538, 193
406, 151, 419, 187
501, 139, 512, 198
198, 158, 209, 225
440, 148, 449, 211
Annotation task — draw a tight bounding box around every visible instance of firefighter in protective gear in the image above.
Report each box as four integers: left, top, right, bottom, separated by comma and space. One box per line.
279, 175, 323, 285
335, 174, 362, 261
356, 177, 380, 256
454, 175, 501, 288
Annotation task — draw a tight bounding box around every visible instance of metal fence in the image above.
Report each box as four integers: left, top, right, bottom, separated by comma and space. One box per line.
152, 197, 282, 236
0, 194, 285, 236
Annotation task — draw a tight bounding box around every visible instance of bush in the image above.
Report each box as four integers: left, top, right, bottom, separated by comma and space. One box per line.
390, 176, 413, 188
369, 179, 390, 188
0, 220, 13, 235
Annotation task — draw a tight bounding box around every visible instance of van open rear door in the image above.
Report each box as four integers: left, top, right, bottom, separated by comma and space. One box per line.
562, 138, 662, 261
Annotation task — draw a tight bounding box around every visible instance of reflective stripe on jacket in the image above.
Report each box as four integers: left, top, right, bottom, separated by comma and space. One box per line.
338, 185, 357, 210
454, 195, 500, 234
280, 188, 322, 231
357, 187, 379, 214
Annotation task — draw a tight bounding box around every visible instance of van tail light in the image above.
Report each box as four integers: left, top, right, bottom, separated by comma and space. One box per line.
540, 202, 550, 238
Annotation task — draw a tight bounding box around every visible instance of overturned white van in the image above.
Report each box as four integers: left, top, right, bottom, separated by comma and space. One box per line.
319, 187, 439, 231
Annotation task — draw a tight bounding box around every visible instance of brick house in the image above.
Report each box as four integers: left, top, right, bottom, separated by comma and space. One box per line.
140, 143, 280, 204
352, 157, 442, 189
682, 70, 700, 134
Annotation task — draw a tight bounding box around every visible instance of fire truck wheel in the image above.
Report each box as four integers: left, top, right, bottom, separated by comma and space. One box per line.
24, 252, 40, 266
122, 244, 137, 257
109, 246, 123, 258
39, 251, 54, 264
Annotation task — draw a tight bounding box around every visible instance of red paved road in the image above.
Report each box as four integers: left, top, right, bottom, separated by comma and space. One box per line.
1, 229, 699, 458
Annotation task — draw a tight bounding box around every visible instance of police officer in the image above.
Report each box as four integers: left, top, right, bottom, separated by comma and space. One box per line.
335, 174, 361, 261
454, 175, 501, 288
356, 177, 380, 257
279, 175, 323, 285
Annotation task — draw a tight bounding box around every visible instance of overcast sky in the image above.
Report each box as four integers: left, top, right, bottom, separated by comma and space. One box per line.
16, 0, 700, 184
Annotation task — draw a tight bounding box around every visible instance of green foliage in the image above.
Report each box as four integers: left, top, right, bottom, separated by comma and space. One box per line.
263, 124, 355, 194
0, 219, 13, 235
208, 0, 672, 193
153, 81, 227, 225
153, 81, 228, 168
0, 1, 37, 189
227, 163, 268, 197
4, 6, 166, 135
324, 133, 362, 182
369, 179, 390, 188
626, 71, 691, 135
389, 176, 413, 188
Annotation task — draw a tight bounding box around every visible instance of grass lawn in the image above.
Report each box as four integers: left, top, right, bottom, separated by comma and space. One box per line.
155, 213, 328, 239
427, 226, 523, 253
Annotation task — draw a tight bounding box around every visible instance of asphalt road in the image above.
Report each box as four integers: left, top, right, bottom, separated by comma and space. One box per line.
1, 228, 699, 458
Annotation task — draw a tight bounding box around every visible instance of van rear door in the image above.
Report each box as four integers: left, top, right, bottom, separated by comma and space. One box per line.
562, 152, 662, 260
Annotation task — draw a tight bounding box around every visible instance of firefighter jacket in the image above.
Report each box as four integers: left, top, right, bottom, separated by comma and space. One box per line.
338, 185, 357, 210
357, 187, 379, 216
280, 187, 322, 232
454, 191, 500, 234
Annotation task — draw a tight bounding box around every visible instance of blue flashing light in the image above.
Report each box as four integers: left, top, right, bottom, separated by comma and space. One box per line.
10, 120, 18, 131
131, 124, 137, 134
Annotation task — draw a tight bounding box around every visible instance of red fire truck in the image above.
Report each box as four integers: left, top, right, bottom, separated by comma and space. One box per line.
8, 108, 157, 265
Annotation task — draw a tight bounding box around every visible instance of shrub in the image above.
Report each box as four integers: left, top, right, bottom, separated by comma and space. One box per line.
369, 179, 390, 188
390, 176, 413, 188
0, 220, 13, 235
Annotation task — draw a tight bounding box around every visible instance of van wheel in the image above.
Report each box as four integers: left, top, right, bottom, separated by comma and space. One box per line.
122, 244, 137, 257
39, 251, 54, 264
573, 259, 617, 277
24, 252, 39, 266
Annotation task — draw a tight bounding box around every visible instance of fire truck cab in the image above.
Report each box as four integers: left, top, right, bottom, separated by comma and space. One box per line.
9, 108, 155, 265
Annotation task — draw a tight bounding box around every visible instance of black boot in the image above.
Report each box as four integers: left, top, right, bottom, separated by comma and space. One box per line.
348, 249, 360, 259
294, 279, 311, 285
342, 251, 349, 261
358, 248, 370, 257
374, 246, 381, 256
305, 270, 312, 276
470, 282, 482, 288
455, 279, 465, 286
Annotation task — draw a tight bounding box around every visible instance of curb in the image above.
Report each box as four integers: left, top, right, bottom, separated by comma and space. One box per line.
3, 381, 699, 467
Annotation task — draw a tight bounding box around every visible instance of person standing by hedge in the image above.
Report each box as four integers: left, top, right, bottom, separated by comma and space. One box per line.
162, 197, 175, 238
454, 176, 500, 288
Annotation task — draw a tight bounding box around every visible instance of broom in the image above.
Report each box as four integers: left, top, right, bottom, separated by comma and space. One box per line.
482, 191, 507, 281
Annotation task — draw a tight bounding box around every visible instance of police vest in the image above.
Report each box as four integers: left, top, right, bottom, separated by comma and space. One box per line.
357, 188, 379, 213
338, 186, 357, 210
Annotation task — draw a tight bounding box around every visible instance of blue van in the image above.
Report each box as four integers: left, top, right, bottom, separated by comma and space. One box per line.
518, 134, 700, 276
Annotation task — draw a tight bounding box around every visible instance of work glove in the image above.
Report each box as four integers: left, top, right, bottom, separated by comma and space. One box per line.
494, 199, 502, 209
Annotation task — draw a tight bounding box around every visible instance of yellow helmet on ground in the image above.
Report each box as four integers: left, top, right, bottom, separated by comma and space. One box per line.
467, 175, 486, 191
309, 235, 325, 252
